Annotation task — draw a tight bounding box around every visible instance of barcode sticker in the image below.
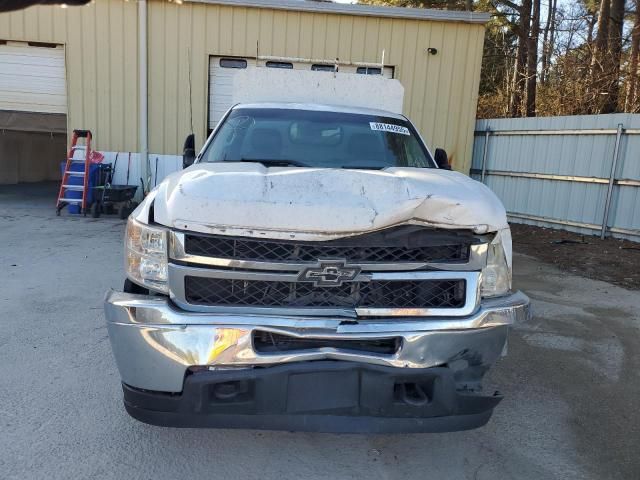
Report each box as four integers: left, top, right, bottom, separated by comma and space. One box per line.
369, 122, 410, 135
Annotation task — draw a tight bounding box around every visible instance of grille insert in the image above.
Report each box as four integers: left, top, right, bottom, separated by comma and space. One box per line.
184, 233, 469, 264
184, 276, 466, 309
253, 331, 401, 354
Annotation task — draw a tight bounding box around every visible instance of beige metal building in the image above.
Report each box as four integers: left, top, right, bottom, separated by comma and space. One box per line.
0, 0, 488, 184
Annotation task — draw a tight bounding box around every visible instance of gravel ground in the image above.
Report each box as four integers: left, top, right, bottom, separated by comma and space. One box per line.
1, 183, 639, 480
511, 223, 640, 291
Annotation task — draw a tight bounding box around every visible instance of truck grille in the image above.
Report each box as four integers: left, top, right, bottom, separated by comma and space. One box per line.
184, 231, 469, 264
184, 276, 466, 309
171, 227, 481, 315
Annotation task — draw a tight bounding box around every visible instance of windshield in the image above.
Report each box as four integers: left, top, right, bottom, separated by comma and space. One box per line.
200, 108, 435, 169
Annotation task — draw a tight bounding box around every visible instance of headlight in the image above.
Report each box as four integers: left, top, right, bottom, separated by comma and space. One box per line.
481, 228, 512, 297
125, 218, 168, 293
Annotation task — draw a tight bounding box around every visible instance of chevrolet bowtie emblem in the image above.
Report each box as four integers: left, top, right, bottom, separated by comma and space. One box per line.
298, 260, 361, 287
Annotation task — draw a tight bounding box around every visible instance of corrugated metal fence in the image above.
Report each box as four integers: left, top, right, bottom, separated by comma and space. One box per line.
471, 114, 640, 241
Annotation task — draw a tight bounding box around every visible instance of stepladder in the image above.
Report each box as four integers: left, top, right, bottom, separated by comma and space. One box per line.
56, 129, 93, 216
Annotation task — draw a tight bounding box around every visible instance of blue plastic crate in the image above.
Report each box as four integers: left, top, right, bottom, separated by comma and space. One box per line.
59, 162, 102, 214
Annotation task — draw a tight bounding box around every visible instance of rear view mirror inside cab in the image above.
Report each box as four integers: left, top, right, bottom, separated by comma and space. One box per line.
289, 121, 343, 146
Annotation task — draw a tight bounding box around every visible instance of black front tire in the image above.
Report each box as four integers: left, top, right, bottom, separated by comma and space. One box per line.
90, 202, 100, 218
124, 278, 150, 295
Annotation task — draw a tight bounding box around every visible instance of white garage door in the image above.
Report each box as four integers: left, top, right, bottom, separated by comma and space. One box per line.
0, 43, 66, 114
208, 56, 394, 130
209, 57, 257, 130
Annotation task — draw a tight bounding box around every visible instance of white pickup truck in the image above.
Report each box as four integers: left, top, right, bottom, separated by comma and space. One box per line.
105, 101, 530, 433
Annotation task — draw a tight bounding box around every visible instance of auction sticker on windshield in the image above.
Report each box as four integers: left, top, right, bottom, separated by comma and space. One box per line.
369, 122, 410, 135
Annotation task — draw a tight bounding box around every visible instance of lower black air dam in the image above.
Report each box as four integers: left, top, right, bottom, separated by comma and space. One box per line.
122, 361, 502, 433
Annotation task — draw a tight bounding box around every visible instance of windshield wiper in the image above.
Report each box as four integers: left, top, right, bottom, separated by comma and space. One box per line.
237, 158, 310, 168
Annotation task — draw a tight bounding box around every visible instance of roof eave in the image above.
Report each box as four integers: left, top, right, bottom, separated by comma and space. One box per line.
185, 0, 491, 25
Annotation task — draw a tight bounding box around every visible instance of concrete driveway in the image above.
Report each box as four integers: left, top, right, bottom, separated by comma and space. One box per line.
1, 184, 638, 480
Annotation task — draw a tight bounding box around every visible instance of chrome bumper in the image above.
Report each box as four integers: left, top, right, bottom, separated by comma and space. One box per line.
105, 290, 531, 392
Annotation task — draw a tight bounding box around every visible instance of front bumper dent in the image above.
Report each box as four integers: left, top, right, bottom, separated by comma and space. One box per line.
105, 290, 530, 393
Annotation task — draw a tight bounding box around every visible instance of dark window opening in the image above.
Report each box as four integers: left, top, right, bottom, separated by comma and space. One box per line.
357, 67, 382, 75
219, 58, 247, 69
27, 42, 58, 48
266, 61, 293, 69
311, 64, 335, 72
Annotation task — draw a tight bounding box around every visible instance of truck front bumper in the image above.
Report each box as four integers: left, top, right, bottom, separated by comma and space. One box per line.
105, 290, 530, 432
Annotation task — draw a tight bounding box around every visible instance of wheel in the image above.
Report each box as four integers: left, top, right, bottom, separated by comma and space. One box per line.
124, 278, 149, 295
90, 201, 100, 218
118, 204, 128, 220
121, 201, 137, 219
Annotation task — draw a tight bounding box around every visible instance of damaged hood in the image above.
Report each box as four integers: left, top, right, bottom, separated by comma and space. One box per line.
152, 163, 508, 240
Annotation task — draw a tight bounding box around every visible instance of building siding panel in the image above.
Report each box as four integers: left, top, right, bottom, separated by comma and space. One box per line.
0, 0, 485, 172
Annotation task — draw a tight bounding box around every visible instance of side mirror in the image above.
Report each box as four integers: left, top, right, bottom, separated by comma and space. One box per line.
182, 133, 196, 169
434, 148, 451, 170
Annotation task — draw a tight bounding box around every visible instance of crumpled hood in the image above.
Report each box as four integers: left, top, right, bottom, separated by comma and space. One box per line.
152, 163, 508, 240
